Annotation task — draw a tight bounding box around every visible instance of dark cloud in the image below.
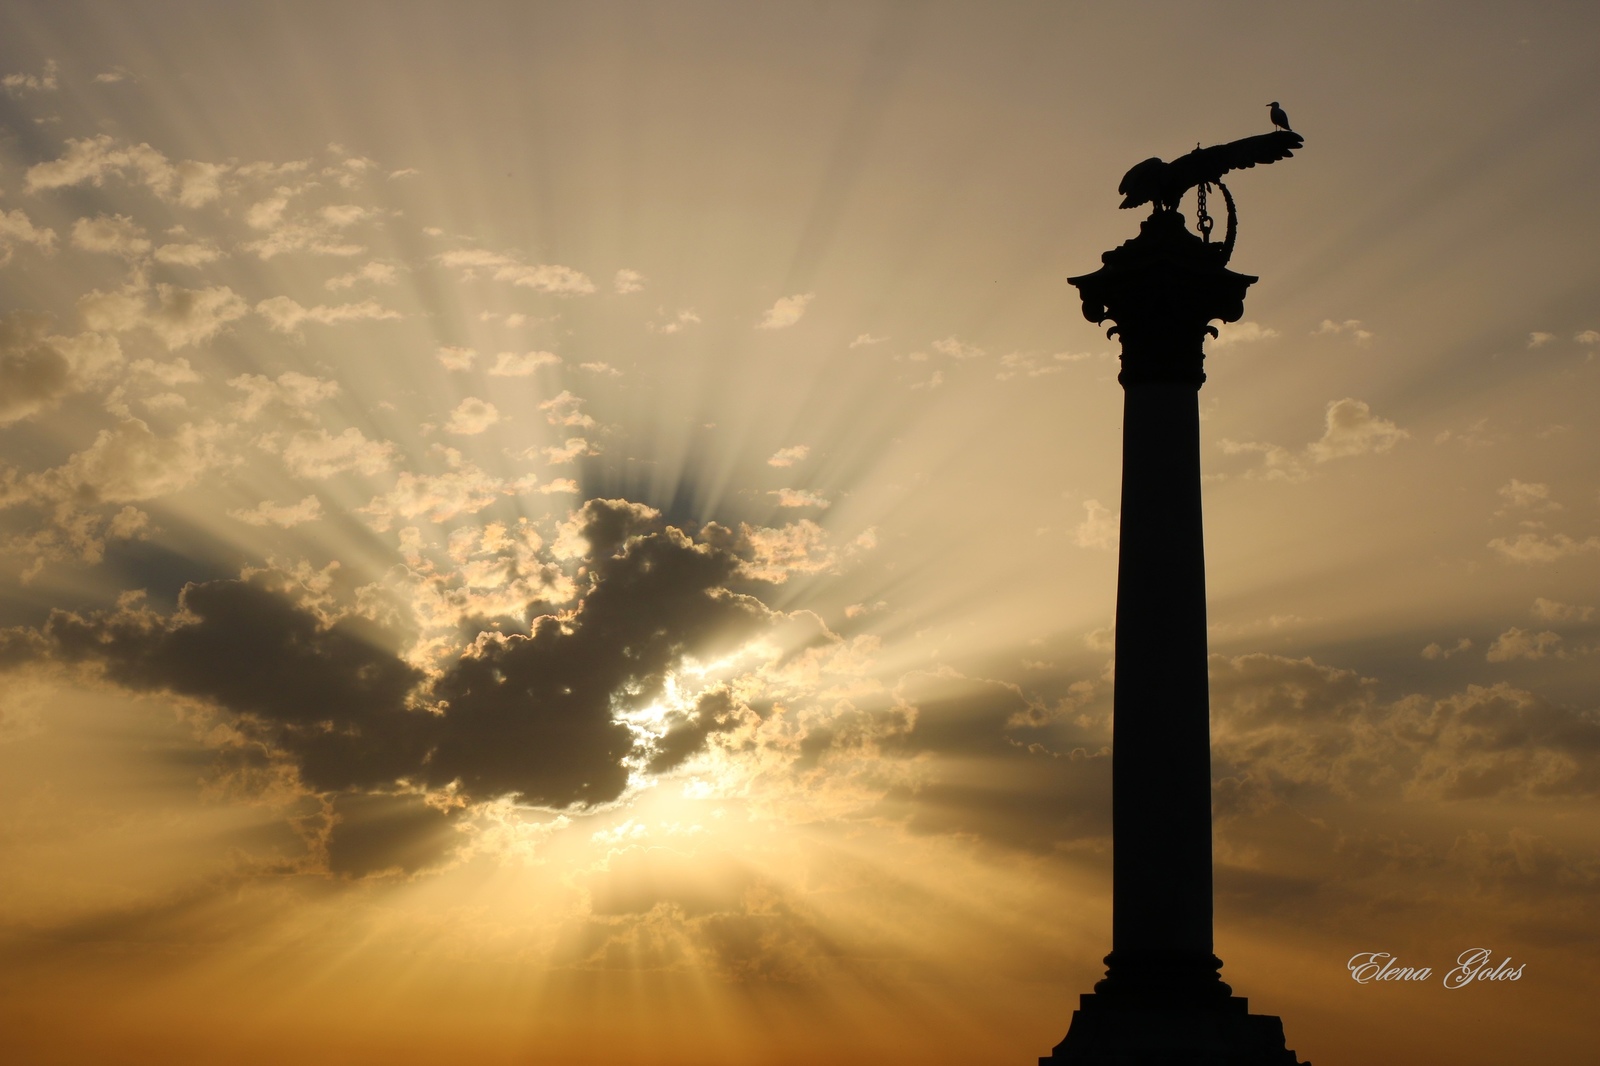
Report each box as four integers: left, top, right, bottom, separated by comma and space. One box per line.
323, 792, 459, 878
1210, 653, 1600, 802
648, 688, 747, 773
0, 312, 73, 424
3, 499, 779, 870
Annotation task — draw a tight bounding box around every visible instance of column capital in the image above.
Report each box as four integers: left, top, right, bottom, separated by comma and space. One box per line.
1068, 211, 1256, 388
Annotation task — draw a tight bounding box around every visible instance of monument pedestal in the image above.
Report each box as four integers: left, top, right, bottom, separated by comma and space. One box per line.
1041, 992, 1303, 1066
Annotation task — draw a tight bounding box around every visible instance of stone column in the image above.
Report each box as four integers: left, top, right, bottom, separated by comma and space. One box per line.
1039, 210, 1307, 1065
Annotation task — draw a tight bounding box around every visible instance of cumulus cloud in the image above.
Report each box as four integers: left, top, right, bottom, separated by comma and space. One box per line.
3, 60, 58, 94
1210, 654, 1600, 803
931, 335, 984, 359
325, 262, 398, 291
1485, 627, 1562, 662
229, 495, 323, 528
0, 313, 73, 424
26, 135, 226, 206
1527, 331, 1555, 349
1533, 598, 1594, 623
1314, 318, 1374, 345
648, 308, 700, 334
614, 268, 645, 294
228, 371, 339, 422
153, 241, 221, 266
771, 489, 830, 509
437, 346, 475, 370
1072, 500, 1119, 550
489, 350, 560, 376
272, 427, 396, 478
1575, 330, 1600, 346
1306, 398, 1408, 461
539, 391, 595, 429
71, 214, 152, 258
444, 397, 501, 435
361, 449, 518, 529
766, 445, 810, 468
1496, 479, 1559, 513
1211, 321, 1280, 347
849, 333, 888, 348
545, 437, 598, 464
256, 296, 402, 334
756, 294, 814, 330
1488, 532, 1600, 564
80, 279, 249, 349
0, 208, 58, 265
1421, 638, 1472, 660
437, 248, 596, 295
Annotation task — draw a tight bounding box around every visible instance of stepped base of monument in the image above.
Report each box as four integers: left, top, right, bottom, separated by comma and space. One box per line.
1040, 993, 1308, 1066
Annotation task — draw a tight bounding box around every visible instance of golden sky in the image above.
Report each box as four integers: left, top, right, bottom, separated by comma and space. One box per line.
1, 3, 1597, 1063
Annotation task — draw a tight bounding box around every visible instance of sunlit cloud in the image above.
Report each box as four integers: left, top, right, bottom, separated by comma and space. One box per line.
756, 292, 813, 329
766, 444, 810, 467
444, 397, 502, 435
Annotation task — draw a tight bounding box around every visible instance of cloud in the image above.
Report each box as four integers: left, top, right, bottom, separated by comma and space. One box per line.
1314, 319, 1374, 345
1, 501, 780, 827
444, 398, 501, 436
325, 262, 398, 291
1527, 331, 1555, 349
756, 294, 814, 330
849, 333, 888, 348
995, 351, 1066, 380
489, 350, 560, 376
272, 427, 395, 478
1533, 598, 1594, 623
256, 296, 401, 333
3, 60, 58, 94
1211, 320, 1281, 347
226, 371, 339, 423
437, 248, 596, 295
0, 208, 58, 264
1485, 628, 1562, 662
437, 346, 475, 371
579, 361, 621, 377
0, 314, 73, 424
152, 242, 221, 267
1305, 398, 1408, 462
648, 308, 700, 334
1421, 638, 1472, 660
1575, 330, 1600, 346
545, 437, 598, 464
1497, 479, 1559, 512
539, 391, 595, 429
1072, 500, 1118, 550
229, 495, 323, 528
71, 214, 153, 258
931, 335, 984, 359
25, 135, 226, 206
1210, 654, 1600, 803
614, 268, 645, 294
771, 489, 830, 509
1488, 532, 1600, 564
362, 455, 511, 529
80, 279, 249, 349
766, 445, 810, 468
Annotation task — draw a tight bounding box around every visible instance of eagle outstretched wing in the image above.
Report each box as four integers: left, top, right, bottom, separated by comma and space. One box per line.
1118, 130, 1305, 211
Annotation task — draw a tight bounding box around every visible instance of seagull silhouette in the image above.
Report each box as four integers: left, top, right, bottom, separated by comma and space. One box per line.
1117, 130, 1304, 211
1267, 101, 1292, 132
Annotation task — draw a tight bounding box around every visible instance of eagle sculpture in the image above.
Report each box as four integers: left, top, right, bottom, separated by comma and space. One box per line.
1117, 130, 1305, 212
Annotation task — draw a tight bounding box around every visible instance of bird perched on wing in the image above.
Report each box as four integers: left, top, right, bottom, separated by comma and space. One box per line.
1267, 101, 1292, 131
1117, 130, 1304, 211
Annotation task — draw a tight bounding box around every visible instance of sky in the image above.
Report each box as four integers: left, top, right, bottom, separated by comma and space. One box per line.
0, 2, 1597, 1063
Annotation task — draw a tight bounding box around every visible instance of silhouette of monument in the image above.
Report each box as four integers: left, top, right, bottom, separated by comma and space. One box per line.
1039, 126, 1309, 1065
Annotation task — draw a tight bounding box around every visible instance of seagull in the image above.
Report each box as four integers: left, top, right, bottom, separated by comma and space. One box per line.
1267, 101, 1292, 132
